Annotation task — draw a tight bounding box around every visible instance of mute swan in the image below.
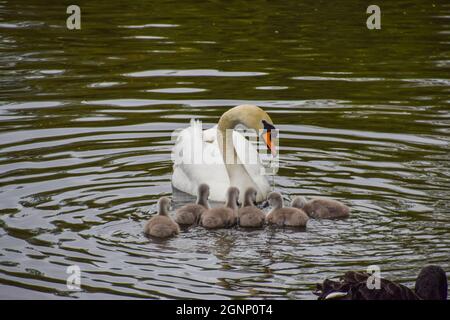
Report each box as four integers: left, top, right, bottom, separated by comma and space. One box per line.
175, 183, 210, 225
314, 265, 447, 300
238, 187, 265, 228
291, 196, 350, 219
172, 104, 276, 203
144, 197, 180, 238
266, 192, 309, 227
200, 187, 239, 229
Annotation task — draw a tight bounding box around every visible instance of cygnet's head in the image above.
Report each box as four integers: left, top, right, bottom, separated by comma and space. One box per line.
267, 192, 283, 209
291, 196, 308, 209
158, 197, 171, 215
226, 187, 240, 208
197, 183, 210, 200
244, 187, 258, 207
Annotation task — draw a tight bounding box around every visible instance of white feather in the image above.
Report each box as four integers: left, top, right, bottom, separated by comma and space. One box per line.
172, 121, 271, 202
324, 291, 349, 300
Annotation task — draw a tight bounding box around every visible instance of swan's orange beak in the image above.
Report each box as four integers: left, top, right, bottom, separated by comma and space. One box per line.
263, 130, 276, 156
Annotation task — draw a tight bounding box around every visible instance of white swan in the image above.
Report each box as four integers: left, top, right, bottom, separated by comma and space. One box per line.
171, 104, 277, 202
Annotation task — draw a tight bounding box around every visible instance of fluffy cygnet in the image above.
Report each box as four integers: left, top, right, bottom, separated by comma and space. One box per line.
201, 187, 239, 229
238, 187, 265, 228
291, 196, 350, 219
144, 197, 180, 238
175, 183, 210, 225
266, 192, 309, 227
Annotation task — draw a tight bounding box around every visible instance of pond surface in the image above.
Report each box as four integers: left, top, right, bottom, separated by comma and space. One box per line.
0, 0, 449, 299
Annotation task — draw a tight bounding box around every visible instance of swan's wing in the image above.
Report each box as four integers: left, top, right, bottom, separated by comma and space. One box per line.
202, 125, 216, 142
172, 121, 229, 200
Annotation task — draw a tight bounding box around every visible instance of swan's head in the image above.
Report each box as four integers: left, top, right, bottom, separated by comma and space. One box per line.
244, 187, 258, 207
267, 191, 283, 209
158, 197, 171, 215
415, 265, 447, 300
291, 196, 307, 209
218, 104, 276, 156
226, 187, 240, 209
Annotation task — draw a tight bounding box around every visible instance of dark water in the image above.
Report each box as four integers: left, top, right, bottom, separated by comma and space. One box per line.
0, 0, 449, 299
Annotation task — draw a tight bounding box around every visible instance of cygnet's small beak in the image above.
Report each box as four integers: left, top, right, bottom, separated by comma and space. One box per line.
236, 200, 241, 207
261, 200, 269, 208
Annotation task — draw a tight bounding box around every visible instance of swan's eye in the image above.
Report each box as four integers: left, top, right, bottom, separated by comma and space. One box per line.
262, 120, 275, 130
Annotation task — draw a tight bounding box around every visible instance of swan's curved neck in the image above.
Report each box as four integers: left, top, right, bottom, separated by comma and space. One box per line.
217, 114, 251, 189
217, 110, 239, 134
216, 105, 269, 201
217, 104, 264, 133
217, 127, 257, 200
217, 120, 244, 181
217, 107, 243, 166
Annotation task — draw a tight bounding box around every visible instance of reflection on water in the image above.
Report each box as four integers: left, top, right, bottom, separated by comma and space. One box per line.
0, 0, 449, 299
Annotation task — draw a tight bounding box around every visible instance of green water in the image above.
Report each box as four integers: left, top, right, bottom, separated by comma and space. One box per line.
0, 0, 449, 299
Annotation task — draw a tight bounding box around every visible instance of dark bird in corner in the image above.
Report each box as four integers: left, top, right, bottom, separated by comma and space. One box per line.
314, 265, 448, 300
